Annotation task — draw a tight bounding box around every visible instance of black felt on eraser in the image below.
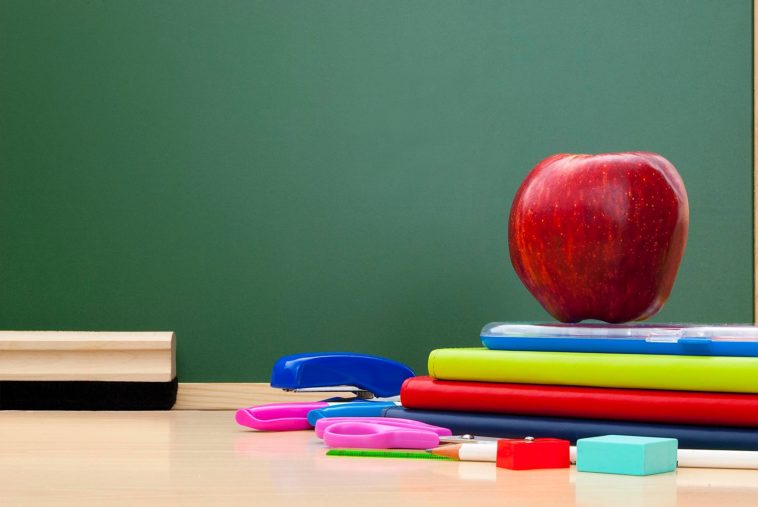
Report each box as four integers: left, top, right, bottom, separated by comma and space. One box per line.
0, 331, 177, 410
0, 378, 178, 410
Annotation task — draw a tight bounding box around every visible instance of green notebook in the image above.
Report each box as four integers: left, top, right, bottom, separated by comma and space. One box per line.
428, 348, 758, 393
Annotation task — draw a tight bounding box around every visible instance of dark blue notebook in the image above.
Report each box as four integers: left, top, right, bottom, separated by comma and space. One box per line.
383, 407, 758, 451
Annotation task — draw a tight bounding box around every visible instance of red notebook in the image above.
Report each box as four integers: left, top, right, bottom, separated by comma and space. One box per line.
400, 376, 758, 427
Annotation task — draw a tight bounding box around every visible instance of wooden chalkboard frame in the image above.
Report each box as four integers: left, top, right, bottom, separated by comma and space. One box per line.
754, 0, 758, 323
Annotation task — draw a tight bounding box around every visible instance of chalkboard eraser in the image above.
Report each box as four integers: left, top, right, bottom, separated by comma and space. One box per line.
0, 331, 177, 410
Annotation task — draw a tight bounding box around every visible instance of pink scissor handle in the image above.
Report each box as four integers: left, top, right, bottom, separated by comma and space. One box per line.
322, 421, 441, 449
235, 402, 329, 431
314, 417, 452, 439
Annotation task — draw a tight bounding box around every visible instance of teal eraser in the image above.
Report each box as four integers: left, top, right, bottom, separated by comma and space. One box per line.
576, 435, 678, 476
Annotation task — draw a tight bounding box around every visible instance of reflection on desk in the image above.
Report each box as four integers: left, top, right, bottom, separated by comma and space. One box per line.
1, 411, 757, 506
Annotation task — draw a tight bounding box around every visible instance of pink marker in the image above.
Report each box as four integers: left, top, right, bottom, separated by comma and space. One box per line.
235, 402, 330, 431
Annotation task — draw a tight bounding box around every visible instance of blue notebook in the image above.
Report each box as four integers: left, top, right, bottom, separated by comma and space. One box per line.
481, 322, 758, 357
383, 407, 758, 451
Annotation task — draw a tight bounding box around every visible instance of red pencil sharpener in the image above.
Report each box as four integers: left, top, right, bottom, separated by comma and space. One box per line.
496, 437, 571, 470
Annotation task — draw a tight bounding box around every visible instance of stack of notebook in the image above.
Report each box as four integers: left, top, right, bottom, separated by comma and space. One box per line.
385, 323, 758, 450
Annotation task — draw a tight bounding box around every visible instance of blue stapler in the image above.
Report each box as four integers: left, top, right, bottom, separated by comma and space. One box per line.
235, 352, 414, 431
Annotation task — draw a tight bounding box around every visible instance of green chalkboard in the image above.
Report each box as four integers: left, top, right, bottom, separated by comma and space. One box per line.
0, 1, 752, 381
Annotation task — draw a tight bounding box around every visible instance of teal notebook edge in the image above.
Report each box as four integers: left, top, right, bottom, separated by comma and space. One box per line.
481, 323, 758, 357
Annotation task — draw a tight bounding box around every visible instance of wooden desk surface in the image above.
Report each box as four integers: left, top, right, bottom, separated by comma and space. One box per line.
1, 411, 757, 506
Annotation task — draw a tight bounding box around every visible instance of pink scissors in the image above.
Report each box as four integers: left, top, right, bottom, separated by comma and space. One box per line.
314, 417, 451, 439
319, 418, 452, 450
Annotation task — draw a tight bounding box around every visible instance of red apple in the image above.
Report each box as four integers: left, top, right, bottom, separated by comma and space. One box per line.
508, 152, 689, 323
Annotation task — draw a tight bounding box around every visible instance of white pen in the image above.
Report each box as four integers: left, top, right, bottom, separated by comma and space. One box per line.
431, 443, 758, 470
